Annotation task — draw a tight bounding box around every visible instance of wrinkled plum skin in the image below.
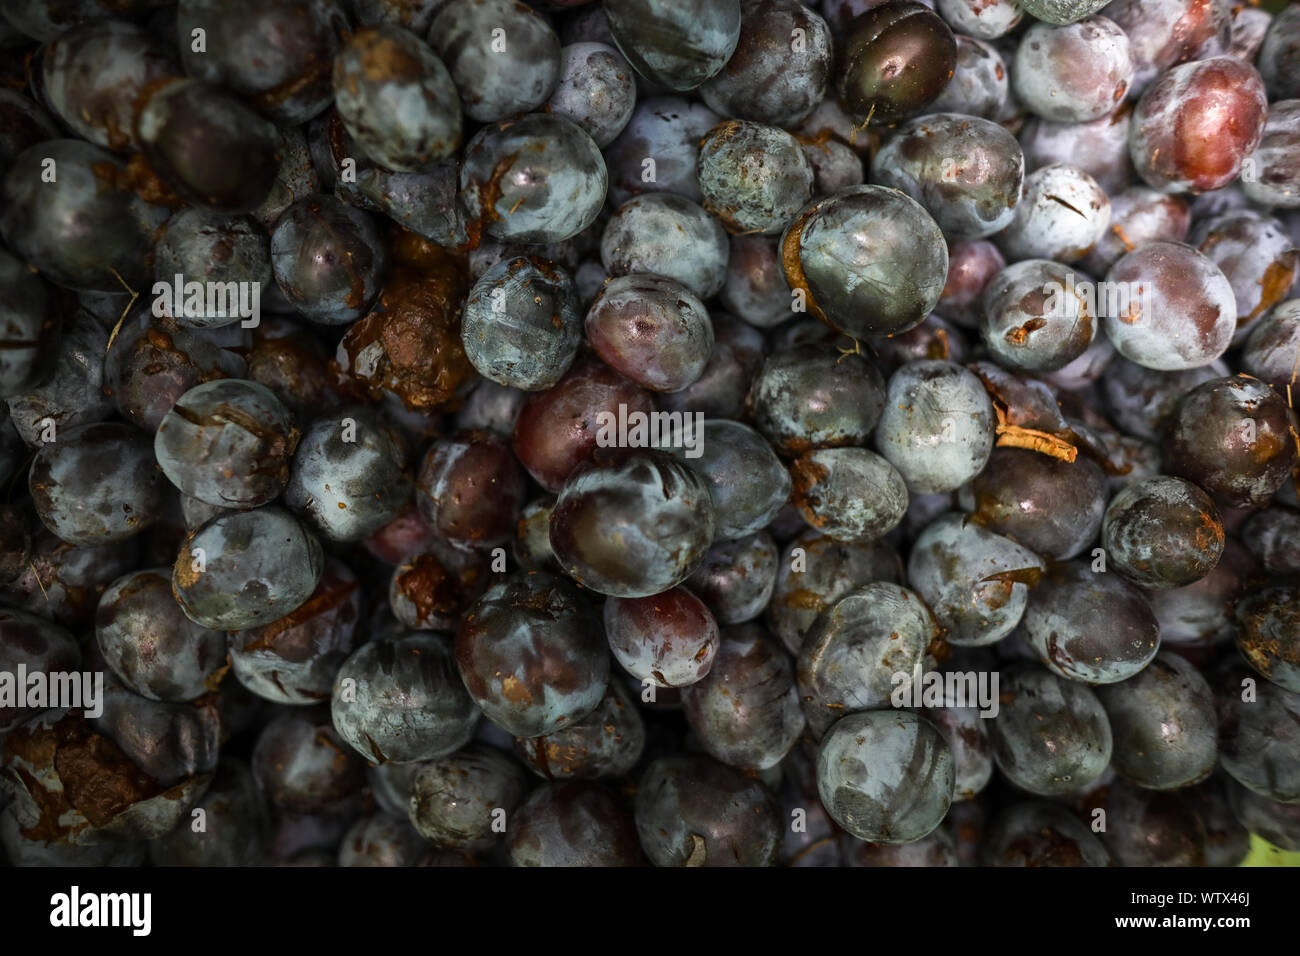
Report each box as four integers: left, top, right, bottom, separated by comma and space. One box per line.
1234, 587, 1300, 694
790, 447, 909, 543
331, 632, 479, 763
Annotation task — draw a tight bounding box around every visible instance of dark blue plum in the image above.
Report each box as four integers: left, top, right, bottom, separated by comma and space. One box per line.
1017, 561, 1160, 684
136, 79, 282, 213
271, 195, 388, 325
333, 23, 462, 171
634, 754, 780, 866
148, 759, 269, 866
36, 18, 178, 152
683, 623, 803, 770
0, 139, 170, 292
550, 450, 715, 598
95, 568, 226, 702
0, 607, 80, 732
252, 710, 364, 813
331, 632, 479, 763
456, 571, 609, 737
459, 113, 606, 244
30, 423, 165, 547
172, 506, 323, 630
0, 248, 60, 399
461, 257, 582, 391
1096, 652, 1217, 790
152, 210, 271, 329
428, 0, 561, 123
508, 782, 642, 866
982, 802, 1110, 866
178, 0, 345, 125
155, 379, 299, 509
816, 710, 954, 844
512, 679, 645, 781
605, 0, 740, 91
284, 406, 412, 543
991, 664, 1112, 796
408, 743, 529, 851
227, 556, 362, 706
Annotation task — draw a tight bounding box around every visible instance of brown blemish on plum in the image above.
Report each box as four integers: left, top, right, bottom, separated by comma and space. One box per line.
780, 202, 828, 326
3, 712, 173, 841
